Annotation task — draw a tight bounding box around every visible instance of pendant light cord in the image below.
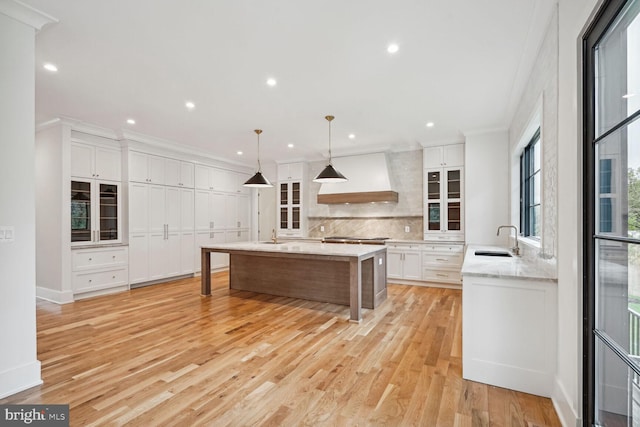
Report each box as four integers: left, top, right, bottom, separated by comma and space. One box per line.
255, 129, 263, 173
325, 115, 335, 164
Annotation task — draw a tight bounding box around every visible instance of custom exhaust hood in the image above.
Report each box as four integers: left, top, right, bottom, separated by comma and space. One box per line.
317, 153, 398, 204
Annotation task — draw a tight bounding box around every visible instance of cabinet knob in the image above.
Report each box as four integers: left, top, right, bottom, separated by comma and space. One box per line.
89, 279, 92, 283
112, 255, 116, 259
88, 258, 92, 261
112, 275, 115, 279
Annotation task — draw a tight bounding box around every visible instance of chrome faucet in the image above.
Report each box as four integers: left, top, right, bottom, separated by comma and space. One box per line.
271, 228, 277, 244
497, 225, 521, 256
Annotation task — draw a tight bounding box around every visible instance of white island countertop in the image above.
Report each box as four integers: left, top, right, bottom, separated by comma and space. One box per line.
201, 241, 387, 258
461, 245, 557, 282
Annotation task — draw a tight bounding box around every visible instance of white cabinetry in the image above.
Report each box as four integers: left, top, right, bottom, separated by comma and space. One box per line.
127, 173, 195, 284
463, 274, 557, 396
71, 142, 121, 181
129, 151, 166, 184
386, 243, 422, 280
423, 144, 464, 168
277, 162, 307, 237
424, 144, 464, 242
422, 244, 463, 284
165, 159, 194, 188
193, 170, 252, 273
71, 246, 129, 298
36, 124, 129, 303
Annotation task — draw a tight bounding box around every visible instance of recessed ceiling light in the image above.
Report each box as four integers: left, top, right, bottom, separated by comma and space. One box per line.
185, 101, 195, 109
126, 119, 136, 125
387, 44, 399, 54
266, 78, 277, 87
348, 133, 356, 139
237, 151, 243, 155
623, 93, 636, 99
43, 63, 58, 72
287, 143, 294, 148
426, 122, 435, 128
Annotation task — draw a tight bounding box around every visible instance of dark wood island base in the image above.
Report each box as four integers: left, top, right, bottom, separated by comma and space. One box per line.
201, 242, 387, 322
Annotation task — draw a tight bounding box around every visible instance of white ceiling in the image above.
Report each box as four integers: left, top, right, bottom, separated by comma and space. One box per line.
23, 0, 556, 168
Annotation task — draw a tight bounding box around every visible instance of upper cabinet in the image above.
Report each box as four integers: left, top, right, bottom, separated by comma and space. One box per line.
423, 144, 464, 169
277, 162, 304, 181
423, 144, 464, 242
129, 151, 166, 184
70, 142, 121, 181
277, 162, 307, 237
164, 158, 194, 188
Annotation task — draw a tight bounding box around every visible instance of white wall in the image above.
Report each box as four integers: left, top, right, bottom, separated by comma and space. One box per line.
464, 130, 509, 246
0, 4, 53, 398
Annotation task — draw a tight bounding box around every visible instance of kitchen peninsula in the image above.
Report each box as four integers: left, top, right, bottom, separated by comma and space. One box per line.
201, 241, 387, 322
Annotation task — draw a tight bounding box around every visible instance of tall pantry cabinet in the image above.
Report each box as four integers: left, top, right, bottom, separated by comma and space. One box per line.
124, 148, 196, 285
35, 122, 128, 303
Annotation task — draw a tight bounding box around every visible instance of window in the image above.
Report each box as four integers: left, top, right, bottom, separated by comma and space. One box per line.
584, 0, 640, 424
520, 128, 541, 238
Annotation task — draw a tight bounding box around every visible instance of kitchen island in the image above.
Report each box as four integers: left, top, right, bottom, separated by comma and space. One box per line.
201, 241, 387, 322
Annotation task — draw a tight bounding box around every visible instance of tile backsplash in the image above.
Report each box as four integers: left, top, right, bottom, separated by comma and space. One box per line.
308, 216, 423, 240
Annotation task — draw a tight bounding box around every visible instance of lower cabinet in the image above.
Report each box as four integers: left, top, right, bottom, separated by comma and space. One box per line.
386, 241, 463, 285
71, 246, 129, 298
422, 244, 463, 285
129, 232, 192, 285
386, 244, 422, 280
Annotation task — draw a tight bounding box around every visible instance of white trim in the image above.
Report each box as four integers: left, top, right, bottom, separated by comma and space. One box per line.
519, 235, 542, 250
0, 360, 42, 399
36, 286, 74, 304
0, 0, 57, 31
552, 376, 581, 427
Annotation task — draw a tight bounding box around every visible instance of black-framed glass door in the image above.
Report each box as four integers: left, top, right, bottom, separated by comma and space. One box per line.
584, 0, 640, 424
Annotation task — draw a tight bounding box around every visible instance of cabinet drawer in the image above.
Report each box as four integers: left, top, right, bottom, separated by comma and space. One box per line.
72, 247, 128, 270
422, 268, 461, 284
386, 243, 423, 250
422, 253, 463, 267
422, 244, 463, 254
72, 267, 128, 293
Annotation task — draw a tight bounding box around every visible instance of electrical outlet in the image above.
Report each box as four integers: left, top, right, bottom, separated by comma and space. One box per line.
404, 226, 410, 233
0, 226, 13, 242
320, 225, 325, 232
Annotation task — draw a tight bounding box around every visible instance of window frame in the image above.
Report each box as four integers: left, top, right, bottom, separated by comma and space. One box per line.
520, 127, 541, 239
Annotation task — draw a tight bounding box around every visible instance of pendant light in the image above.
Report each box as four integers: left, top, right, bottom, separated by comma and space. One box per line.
313, 115, 347, 183
243, 129, 273, 187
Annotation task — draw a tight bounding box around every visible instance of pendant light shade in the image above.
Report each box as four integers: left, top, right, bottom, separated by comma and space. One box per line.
244, 129, 273, 188
313, 115, 348, 183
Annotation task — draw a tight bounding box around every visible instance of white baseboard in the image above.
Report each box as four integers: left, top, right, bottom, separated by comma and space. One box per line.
0, 361, 42, 399
552, 377, 580, 427
36, 286, 73, 304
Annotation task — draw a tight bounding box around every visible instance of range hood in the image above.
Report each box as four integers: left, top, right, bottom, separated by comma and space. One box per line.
317, 153, 398, 204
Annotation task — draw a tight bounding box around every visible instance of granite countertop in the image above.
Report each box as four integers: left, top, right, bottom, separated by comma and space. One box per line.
461, 245, 557, 282
201, 241, 386, 257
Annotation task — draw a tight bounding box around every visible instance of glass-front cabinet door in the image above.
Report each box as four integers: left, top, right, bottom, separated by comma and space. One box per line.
71, 180, 120, 245
278, 181, 302, 234
424, 167, 464, 239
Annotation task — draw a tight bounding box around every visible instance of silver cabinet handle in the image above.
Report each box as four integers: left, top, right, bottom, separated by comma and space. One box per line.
436, 258, 447, 262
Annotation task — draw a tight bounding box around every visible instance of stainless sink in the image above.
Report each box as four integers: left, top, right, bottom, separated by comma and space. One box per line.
474, 250, 512, 257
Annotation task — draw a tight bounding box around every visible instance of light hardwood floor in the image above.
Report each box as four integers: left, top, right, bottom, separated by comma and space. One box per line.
2, 273, 561, 426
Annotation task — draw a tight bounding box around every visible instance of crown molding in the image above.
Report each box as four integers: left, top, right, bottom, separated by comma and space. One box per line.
0, 0, 57, 30
462, 127, 509, 138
